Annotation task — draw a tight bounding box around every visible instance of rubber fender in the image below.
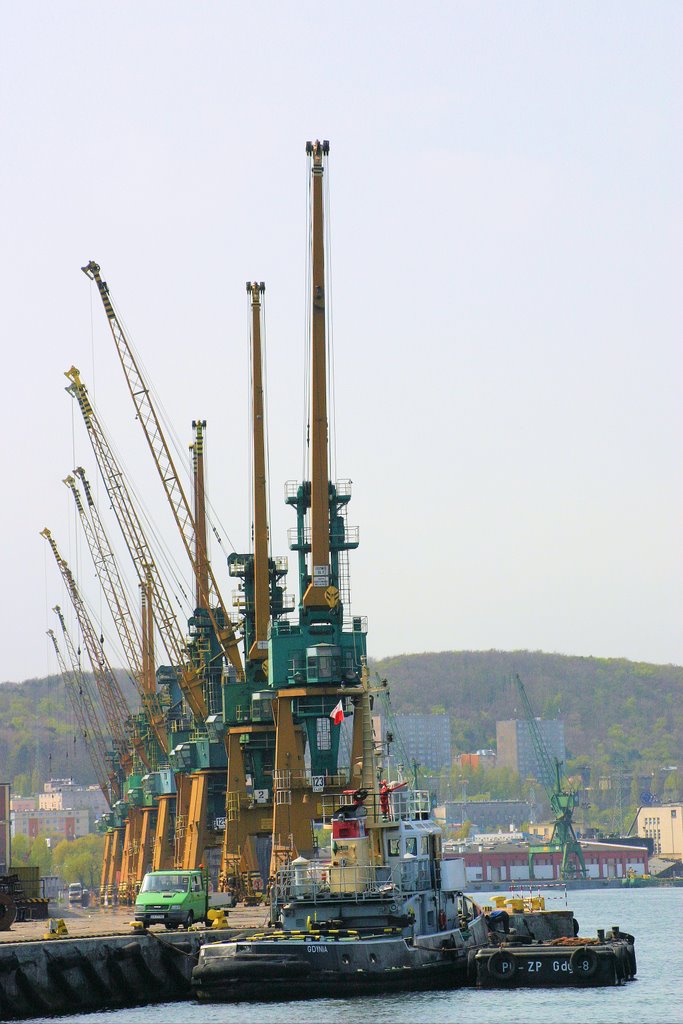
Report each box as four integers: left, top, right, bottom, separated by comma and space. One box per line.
626, 943, 637, 977
487, 950, 517, 981
466, 949, 478, 983
0, 952, 20, 975
616, 944, 633, 981
570, 945, 598, 979
112, 941, 143, 960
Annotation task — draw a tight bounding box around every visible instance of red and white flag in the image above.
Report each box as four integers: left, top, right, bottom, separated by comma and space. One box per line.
329, 700, 344, 726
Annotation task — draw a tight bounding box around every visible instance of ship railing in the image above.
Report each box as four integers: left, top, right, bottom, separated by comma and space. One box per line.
272, 860, 432, 906
389, 789, 432, 821
274, 768, 351, 793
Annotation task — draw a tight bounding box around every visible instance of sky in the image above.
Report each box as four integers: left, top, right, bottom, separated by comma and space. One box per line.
1, 2, 681, 684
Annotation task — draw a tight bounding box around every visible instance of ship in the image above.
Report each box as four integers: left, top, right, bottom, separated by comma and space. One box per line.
191, 667, 491, 1001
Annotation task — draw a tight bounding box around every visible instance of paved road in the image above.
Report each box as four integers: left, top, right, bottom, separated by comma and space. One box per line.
0, 902, 269, 943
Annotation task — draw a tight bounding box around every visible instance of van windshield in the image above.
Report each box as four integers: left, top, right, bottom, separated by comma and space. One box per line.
140, 873, 190, 894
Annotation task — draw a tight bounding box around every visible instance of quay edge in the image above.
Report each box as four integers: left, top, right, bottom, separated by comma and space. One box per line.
0, 926, 248, 1020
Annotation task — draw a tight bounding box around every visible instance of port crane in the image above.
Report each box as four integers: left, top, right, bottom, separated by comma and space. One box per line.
268, 141, 367, 873
66, 366, 209, 726
40, 528, 141, 772
64, 469, 168, 757
82, 260, 244, 683
47, 615, 115, 806
67, 363, 246, 875
513, 674, 587, 880
63, 469, 172, 894
219, 282, 292, 894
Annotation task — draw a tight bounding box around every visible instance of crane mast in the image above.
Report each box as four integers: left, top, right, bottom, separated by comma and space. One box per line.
64, 469, 169, 755
81, 260, 244, 681
40, 527, 140, 772
65, 366, 208, 724
247, 282, 270, 661
303, 140, 331, 608
191, 421, 209, 611
47, 619, 114, 806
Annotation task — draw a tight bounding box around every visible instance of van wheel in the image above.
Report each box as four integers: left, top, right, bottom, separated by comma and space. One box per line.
165, 922, 179, 931
184, 911, 194, 930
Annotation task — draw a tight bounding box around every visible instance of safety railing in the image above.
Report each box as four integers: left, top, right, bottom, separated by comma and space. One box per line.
272, 859, 433, 905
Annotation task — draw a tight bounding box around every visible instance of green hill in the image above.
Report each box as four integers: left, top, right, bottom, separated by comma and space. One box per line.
1, 651, 681, 800
371, 649, 683, 772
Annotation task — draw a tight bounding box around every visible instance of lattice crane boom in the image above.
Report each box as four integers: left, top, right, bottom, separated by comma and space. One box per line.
65, 469, 169, 754
65, 365, 208, 723
513, 674, 557, 798
513, 674, 586, 879
82, 260, 244, 681
48, 612, 116, 805
41, 527, 137, 771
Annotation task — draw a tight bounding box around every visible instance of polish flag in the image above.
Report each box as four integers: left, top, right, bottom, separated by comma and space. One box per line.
330, 700, 344, 726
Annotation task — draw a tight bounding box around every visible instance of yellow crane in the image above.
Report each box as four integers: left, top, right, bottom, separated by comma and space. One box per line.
82, 260, 244, 682
64, 470, 168, 756
48, 608, 125, 899
247, 282, 270, 664
302, 139, 331, 610
65, 366, 209, 725
47, 616, 114, 807
40, 527, 142, 772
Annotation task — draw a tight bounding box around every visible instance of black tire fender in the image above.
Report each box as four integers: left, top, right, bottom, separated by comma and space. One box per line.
466, 949, 478, 983
570, 945, 598, 978
487, 950, 517, 981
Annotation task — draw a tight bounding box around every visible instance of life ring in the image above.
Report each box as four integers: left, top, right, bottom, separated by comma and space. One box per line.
487, 950, 517, 981
438, 910, 447, 931
570, 945, 598, 979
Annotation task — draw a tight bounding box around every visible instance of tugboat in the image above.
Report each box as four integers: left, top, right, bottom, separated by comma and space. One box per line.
192, 670, 490, 1001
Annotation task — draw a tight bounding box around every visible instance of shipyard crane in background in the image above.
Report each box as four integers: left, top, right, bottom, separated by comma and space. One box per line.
64, 469, 170, 896
82, 259, 244, 684
41, 527, 159, 897
40, 528, 140, 773
48, 608, 127, 899
66, 366, 220, 876
47, 616, 114, 807
64, 469, 168, 758
67, 362, 242, 878
513, 674, 587, 880
65, 366, 209, 727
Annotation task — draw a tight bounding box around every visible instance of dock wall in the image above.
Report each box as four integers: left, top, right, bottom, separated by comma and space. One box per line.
0, 927, 241, 1020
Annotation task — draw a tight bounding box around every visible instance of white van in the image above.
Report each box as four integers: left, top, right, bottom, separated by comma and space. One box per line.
67, 882, 83, 903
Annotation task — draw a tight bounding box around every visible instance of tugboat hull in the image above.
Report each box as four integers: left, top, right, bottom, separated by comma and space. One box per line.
192, 936, 472, 1002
